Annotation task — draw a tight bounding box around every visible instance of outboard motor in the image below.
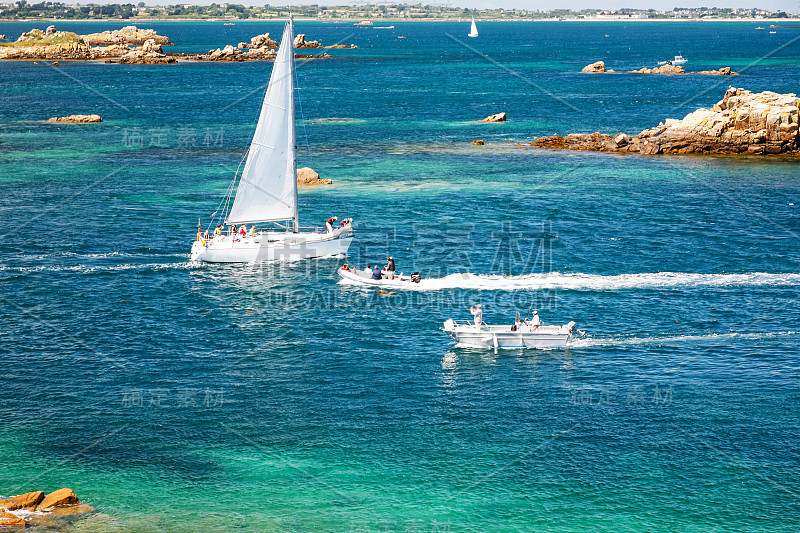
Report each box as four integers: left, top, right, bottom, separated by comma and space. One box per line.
411, 272, 421, 283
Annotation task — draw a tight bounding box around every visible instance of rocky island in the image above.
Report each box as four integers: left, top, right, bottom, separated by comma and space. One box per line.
0, 25, 346, 63
0, 488, 93, 528
582, 60, 737, 75
530, 88, 799, 156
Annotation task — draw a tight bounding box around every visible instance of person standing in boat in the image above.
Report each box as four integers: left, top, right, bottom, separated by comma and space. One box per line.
326, 216, 338, 233
239, 224, 247, 237
470, 304, 483, 329
385, 256, 396, 280
531, 310, 541, 329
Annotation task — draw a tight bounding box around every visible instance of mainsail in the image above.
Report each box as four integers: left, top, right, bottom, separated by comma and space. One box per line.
469, 18, 478, 38
227, 18, 298, 229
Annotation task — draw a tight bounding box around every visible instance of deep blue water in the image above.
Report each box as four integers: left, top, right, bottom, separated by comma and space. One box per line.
1, 20, 799, 532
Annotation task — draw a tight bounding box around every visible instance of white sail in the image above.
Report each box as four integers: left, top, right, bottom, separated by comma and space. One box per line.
227, 18, 298, 228
469, 18, 478, 38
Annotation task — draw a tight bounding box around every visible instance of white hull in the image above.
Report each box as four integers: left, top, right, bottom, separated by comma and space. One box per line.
338, 266, 422, 288
442, 319, 576, 349
192, 227, 352, 263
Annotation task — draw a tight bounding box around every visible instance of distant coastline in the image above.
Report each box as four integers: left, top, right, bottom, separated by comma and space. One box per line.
1, 17, 798, 23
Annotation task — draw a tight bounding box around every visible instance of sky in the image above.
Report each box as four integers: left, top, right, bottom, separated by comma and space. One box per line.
68, 1, 799, 14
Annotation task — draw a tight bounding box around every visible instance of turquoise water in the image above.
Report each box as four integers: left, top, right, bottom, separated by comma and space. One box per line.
1, 20, 799, 531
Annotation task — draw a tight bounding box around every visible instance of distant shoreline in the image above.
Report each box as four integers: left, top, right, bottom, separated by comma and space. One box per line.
0, 17, 798, 23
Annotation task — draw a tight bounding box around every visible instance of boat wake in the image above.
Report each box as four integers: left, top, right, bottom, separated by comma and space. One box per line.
340, 271, 800, 291
569, 330, 800, 348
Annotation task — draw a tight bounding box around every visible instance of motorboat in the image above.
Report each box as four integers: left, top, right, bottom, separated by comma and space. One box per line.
658, 54, 688, 66
337, 265, 422, 288
441, 312, 578, 349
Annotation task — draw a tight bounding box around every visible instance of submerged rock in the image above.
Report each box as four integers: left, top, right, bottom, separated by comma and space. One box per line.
530, 88, 800, 156
0, 511, 26, 528
48, 114, 103, 123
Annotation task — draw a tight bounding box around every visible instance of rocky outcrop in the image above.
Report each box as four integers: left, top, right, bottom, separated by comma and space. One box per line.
0, 26, 170, 61
696, 66, 737, 75
0, 40, 91, 60
482, 112, 507, 123
238, 33, 279, 50
530, 88, 800, 156
82, 25, 171, 46
0, 491, 44, 511
37, 488, 80, 510
115, 49, 177, 64
1, 26, 338, 63
141, 39, 162, 54
297, 167, 332, 186
628, 64, 685, 74
582, 60, 737, 75
294, 34, 321, 49
48, 114, 103, 123
0, 512, 26, 528
582, 61, 606, 73
0, 488, 93, 529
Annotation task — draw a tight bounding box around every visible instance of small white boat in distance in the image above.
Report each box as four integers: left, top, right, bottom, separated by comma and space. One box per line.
442, 314, 577, 349
658, 54, 688, 66
468, 17, 479, 38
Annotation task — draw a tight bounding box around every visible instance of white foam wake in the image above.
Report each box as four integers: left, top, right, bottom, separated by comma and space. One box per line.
569, 330, 800, 348
343, 271, 800, 291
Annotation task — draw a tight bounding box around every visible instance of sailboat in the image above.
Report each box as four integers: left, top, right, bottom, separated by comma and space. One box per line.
191, 17, 353, 263
468, 17, 478, 38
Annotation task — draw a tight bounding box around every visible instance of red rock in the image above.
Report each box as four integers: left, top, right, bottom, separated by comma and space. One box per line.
0, 511, 25, 528
36, 488, 79, 510
0, 490, 44, 511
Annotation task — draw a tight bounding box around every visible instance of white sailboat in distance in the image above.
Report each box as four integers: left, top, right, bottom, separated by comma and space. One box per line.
191, 17, 353, 263
468, 17, 479, 38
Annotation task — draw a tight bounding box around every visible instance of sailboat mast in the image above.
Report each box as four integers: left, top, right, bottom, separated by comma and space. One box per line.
288, 17, 299, 232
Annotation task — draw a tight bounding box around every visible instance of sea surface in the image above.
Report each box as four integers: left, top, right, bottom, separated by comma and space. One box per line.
1, 20, 799, 532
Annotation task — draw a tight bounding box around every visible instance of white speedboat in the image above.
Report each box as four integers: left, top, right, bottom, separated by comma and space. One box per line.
441, 316, 577, 349
658, 54, 688, 66
190, 17, 353, 263
337, 265, 421, 288
468, 17, 479, 38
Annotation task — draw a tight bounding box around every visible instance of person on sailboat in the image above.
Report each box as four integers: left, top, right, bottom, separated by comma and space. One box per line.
214, 225, 222, 237
239, 224, 247, 237
470, 304, 483, 329
249, 225, 257, 235
385, 257, 396, 280
203, 228, 210, 240
326, 216, 338, 233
